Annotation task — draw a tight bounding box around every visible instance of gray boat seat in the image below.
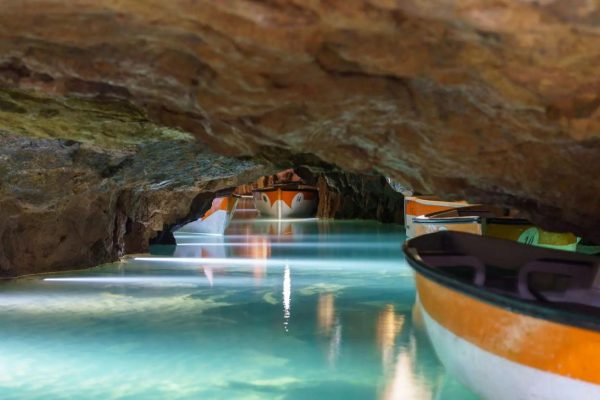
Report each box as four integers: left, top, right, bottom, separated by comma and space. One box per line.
518, 259, 600, 307
420, 253, 486, 286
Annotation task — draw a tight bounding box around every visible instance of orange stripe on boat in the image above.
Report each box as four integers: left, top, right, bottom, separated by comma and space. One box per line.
263, 191, 280, 206
405, 198, 467, 217
201, 197, 229, 221
226, 196, 238, 214
262, 189, 316, 208
300, 190, 316, 201
279, 190, 296, 208
416, 272, 600, 384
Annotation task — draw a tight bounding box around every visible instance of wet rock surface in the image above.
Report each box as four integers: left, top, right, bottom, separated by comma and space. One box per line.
295, 168, 405, 223
0, 134, 268, 277
314, 173, 405, 223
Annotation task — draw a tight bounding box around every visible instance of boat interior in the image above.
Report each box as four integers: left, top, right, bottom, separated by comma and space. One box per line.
406, 231, 600, 319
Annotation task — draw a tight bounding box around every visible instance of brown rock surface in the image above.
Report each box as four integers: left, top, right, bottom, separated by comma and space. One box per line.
314, 173, 404, 223
0, 134, 268, 277
0, 1, 599, 240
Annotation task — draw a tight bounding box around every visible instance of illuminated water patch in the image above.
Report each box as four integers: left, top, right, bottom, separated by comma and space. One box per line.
0, 219, 478, 400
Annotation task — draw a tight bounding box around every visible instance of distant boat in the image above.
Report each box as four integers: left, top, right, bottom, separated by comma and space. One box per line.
412, 205, 578, 251
252, 185, 318, 219
403, 231, 600, 400
404, 196, 471, 238
181, 194, 239, 235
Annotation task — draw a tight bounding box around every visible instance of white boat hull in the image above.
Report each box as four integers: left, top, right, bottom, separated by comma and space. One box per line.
179, 196, 238, 235
182, 210, 230, 235
253, 188, 317, 219
421, 306, 600, 400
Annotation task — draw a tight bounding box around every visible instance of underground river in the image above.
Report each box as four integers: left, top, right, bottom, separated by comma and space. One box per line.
0, 218, 479, 399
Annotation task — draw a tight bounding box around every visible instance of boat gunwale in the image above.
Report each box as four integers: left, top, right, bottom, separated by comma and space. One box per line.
402, 234, 600, 333
404, 196, 471, 208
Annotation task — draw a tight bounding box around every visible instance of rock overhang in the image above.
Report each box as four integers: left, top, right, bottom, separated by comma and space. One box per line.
0, 0, 599, 276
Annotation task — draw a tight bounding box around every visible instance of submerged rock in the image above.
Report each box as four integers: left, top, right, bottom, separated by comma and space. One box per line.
0, 134, 269, 277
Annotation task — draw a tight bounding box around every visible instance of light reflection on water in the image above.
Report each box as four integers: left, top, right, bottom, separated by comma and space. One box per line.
0, 218, 479, 400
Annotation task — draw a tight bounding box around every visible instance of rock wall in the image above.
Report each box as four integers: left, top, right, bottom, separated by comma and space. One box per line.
0, 134, 268, 277
0, 1, 598, 249
295, 168, 405, 223
315, 174, 404, 223
234, 169, 303, 195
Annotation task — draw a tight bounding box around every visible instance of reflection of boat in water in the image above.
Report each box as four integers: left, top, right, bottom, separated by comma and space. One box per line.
242, 220, 314, 237
376, 304, 404, 369
378, 302, 452, 400
172, 235, 227, 259
252, 185, 318, 219
236, 235, 271, 281
172, 235, 227, 286
180, 194, 239, 235
413, 205, 578, 251
404, 231, 600, 400
404, 196, 470, 239
171, 232, 273, 284
230, 195, 259, 220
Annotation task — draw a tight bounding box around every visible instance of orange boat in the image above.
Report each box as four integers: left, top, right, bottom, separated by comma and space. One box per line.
252, 184, 318, 219
404, 231, 600, 400
180, 194, 239, 235
404, 196, 470, 238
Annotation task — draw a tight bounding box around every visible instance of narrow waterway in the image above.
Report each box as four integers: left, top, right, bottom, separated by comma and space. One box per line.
0, 217, 479, 399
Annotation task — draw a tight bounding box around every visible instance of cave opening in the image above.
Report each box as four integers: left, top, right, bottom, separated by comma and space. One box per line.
148, 166, 407, 247
152, 163, 594, 257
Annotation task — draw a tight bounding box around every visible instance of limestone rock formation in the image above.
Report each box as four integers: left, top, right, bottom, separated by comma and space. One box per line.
0, 134, 268, 277
291, 167, 405, 222
0, 0, 599, 257
314, 173, 405, 223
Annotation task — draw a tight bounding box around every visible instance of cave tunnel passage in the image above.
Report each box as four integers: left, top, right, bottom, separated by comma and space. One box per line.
6, 162, 599, 400
1, 1, 599, 397
159, 166, 594, 257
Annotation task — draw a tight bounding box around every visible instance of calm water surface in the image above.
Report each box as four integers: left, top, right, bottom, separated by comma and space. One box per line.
0, 217, 479, 399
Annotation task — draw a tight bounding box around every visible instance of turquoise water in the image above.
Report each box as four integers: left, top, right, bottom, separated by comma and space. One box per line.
0, 218, 479, 399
